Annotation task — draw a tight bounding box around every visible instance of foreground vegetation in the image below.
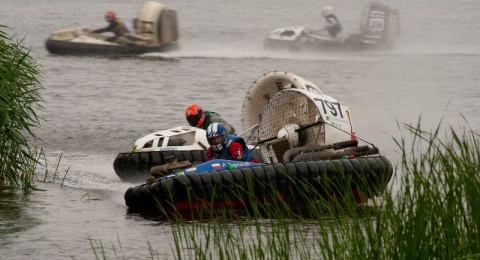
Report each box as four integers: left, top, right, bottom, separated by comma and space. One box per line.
88, 122, 480, 259
0, 25, 44, 192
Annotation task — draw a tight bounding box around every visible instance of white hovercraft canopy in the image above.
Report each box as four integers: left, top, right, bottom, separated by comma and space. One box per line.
239, 71, 355, 163
240, 71, 323, 143
134, 1, 178, 45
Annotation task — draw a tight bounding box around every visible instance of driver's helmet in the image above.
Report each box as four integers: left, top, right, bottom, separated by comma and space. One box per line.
185, 104, 206, 128
105, 11, 117, 22
206, 123, 228, 151
322, 6, 334, 18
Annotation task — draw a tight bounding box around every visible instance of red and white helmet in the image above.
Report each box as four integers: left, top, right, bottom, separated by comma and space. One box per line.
322, 6, 334, 18
105, 11, 117, 21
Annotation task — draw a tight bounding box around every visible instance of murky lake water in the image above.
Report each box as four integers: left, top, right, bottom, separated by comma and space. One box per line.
2, 0, 480, 258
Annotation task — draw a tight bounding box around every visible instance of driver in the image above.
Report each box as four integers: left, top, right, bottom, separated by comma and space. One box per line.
92, 11, 130, 42
185, 104, 236, 135
321, 6, 342, 38
206, 123, 258, 162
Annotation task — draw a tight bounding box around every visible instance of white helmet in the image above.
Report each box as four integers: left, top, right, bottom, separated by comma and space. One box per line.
322, 6, 334, 18
206, 123, 228, 151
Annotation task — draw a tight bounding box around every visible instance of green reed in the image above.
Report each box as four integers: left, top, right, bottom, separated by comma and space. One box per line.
162, 121, 480, 259
0, 25, 44, 192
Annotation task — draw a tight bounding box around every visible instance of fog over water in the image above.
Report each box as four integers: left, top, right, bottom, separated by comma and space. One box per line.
2, 0, 480, 258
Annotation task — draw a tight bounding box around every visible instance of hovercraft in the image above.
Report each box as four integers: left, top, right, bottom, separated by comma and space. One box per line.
264, 1, 400, 52
45, 1, 178, 57
113, 126, 263, 182
113, 71, 323, 182
123, 71, 394, 215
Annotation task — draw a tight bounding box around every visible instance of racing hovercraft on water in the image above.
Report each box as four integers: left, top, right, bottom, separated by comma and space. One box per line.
113, 71, 326, 182
264, 1, 400, 52
45, 1, 178, 57
114, 126, 264, 182
122, 71, 394, 215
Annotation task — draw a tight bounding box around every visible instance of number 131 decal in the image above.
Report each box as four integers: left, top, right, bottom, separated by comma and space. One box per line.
313, 98, 344, 118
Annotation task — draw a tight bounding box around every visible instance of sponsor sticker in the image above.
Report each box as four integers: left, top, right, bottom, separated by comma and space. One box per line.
185, 167, 197, 172
212, 163, 221, 169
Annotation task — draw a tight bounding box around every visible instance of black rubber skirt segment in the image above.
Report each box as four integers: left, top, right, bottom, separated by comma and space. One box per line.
124, 155, 394, 213
45, 39, 178, 57
114, 149, 264, 182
